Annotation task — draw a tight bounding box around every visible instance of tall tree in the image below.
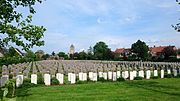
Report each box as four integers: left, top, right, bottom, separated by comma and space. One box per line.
162, 47, 177, 59
35, 50, 44, 60
172, 0, 180, 32
93, 41, 112, 60
131, 40, 149, 60
58, 52, 68, 60
0, 0, 46, 51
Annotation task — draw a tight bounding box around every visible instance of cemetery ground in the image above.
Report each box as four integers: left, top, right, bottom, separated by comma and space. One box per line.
16, 78, 180, 101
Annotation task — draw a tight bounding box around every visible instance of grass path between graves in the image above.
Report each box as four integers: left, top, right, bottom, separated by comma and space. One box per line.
16, 78, 180, 101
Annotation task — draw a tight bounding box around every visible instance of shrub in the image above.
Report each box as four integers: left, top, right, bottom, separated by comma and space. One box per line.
5, 80, 15, 98
76, 80, 88, 84
117, 77, 125, 82
134, 76, 143, 80
9, 74, 13, 79
98, 77, 106, 82
164, 74, 173, 78
151, 76, 158, 79
51, 77, 59, 85
37, 73, 44, 84
0, 88, 4, 100
23, 78, 31, 83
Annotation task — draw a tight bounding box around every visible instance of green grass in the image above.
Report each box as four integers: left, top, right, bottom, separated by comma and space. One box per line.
16, 78, 180, 101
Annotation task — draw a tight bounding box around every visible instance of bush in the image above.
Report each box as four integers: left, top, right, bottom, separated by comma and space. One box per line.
23, 78, 31, 83
98, 77, 106, 82
5, 80, 15, 98
0, 88, 4, 100
117, 77, 125, 82
164, 74, 173, 78
9, 74, 13, 79
51, 77, 59, 85
134, 76, 143, 80
37, 73, 44, 84
151, 76, 158, 79
76, 80, 88, 84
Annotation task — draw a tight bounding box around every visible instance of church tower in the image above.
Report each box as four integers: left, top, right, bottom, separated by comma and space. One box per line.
69, 44, 75, 55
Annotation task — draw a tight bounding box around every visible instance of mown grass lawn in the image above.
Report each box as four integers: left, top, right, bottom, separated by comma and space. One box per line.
16, 78, 180, 101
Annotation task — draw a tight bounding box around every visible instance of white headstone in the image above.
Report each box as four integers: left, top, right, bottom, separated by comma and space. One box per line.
83, 73, 87, 81
70, 73, 76, 84
167, 69, 171, 74
130, 71, 134, 80
89, 72, 93, 81
138, 70, 144, 78
113, 72, 117, 81
108, 72, 112, 80
124, 71, 129, 79
161, 70, 164, 78
31, 74, 37, 84
117, 71, 121, 78
79, 72, 84, 81
103, 72, 107, 80
56, 73, 64, 84
122, 71, 125, 79
154, 70, 158, 77
133, 71, 137, 77
92, 73, 97, 81
1, 75, 9, 86
44, 74, 51, 85
98, 72, 103, 78
16, 75, 23, 87
68, 73, 72, 81
146, 70, 151, 79
173, 69, 177, 77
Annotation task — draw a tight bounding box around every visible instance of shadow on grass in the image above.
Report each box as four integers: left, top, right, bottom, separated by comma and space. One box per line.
16, 82, 40, 97
124, 80, 180, 97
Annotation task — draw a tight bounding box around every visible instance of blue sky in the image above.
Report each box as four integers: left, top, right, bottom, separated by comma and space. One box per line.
28, 0, 179, 53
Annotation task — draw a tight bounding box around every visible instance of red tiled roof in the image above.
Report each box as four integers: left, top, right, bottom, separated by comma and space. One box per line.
150, 46, 176, 53
115, 48, 130, 53
150, 46, 167, 53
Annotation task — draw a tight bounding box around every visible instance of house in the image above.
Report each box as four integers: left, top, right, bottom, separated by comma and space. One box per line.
149, 46, 177, 57
114, 48, 131, 58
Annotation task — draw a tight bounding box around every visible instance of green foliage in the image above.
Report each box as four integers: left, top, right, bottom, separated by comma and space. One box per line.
57, 52, 69, 60
93, 41, 114, 60
134, 76, 143, 80
162, 47, 177, 59
0, 87, 4, 100
131, 40, 149, 60
0, 0, 46, 51
76, 80, 88, 84
117, 77, 125, 82
5, 80, 16, 98
42, 54, 50, 60
165, 74, 173, 78
51, 77, 59, 85
37, 73, 44, 84
98, 77, 107, 82
151, 76, 159, 79
9, 74, 13, 79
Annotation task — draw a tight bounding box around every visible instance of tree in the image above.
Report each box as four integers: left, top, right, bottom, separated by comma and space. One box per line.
35, 50, 44, 60
172, 0, 180, 32
93, 41, 113, 60
78, 51, 87, 60
162, 46, 177, 59
87, 46, 94, 60
57, 52, 68, 60
5, 47, 20, 57
0, 0, 46, 51
52, 51, 55, 56
42, 54, 50, 60
24, 50, 37, 61
131, 40, 149, 60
